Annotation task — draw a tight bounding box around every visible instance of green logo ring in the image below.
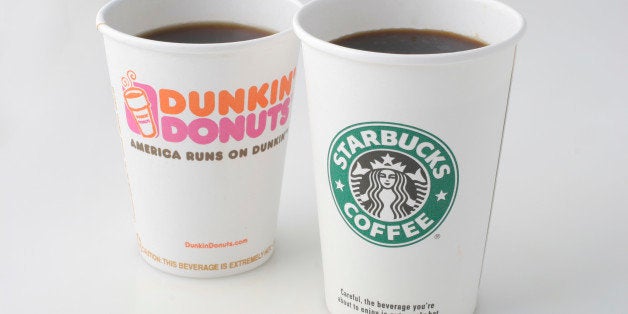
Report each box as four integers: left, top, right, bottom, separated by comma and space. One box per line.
327, 121, 459, 247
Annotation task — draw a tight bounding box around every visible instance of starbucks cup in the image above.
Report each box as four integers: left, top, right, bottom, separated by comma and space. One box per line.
294, 0, 525, 312
96, 0, 301, 278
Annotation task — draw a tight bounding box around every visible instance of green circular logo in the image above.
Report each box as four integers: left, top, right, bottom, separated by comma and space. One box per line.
327, 122, 459, 247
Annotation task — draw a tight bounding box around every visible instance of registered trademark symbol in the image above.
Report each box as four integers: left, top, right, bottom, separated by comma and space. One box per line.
434, 234, 441, 239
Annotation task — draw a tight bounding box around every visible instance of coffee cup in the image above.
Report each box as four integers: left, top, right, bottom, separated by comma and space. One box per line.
96, 0, 301, 278
294, 0, 525, 312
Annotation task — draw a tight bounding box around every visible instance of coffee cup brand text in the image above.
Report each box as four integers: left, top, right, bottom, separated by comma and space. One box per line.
120, 69, 296, 144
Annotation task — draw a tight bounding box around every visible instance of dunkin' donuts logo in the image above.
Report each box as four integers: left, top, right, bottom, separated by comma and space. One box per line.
120, 69, 295, 144
328, 122, 458, 247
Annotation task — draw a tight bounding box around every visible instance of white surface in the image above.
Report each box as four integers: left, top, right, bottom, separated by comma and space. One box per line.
0, 0, 626, 313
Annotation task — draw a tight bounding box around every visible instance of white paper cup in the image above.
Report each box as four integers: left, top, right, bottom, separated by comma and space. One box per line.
97, 0, 301, 278
294, 0, 525, 312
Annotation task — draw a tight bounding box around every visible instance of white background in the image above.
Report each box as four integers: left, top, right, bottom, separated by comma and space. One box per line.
1, 0, 626, 313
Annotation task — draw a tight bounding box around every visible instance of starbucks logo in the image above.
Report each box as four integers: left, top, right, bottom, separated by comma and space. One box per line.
327, 122, 458, 247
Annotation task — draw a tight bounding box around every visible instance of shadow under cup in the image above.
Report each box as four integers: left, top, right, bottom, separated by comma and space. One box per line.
294, 0, 524, 313
96, 0, 301, 278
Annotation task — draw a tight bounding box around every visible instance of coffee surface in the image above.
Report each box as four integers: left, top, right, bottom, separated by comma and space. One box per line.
138, 22, 275, 44
331, 29, 486, 54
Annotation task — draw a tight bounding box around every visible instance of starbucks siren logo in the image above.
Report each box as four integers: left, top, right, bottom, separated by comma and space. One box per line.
327, 122, 458, 247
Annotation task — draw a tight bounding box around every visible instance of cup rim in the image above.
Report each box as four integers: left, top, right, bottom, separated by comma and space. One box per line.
96, 0, 303, 54
293, 0, 526, 65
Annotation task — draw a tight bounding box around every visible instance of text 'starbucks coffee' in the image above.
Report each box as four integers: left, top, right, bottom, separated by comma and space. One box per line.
295, 0, 525, 313
328, 122, 458, 247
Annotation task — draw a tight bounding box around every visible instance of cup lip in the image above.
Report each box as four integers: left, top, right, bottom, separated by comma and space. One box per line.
96, 0, 303, 54
123, 87, 144, 96
293, 0, 526, 65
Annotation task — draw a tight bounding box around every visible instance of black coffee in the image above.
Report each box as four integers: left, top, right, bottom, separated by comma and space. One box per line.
331, 29, 486, 54
138, 22, 275, 44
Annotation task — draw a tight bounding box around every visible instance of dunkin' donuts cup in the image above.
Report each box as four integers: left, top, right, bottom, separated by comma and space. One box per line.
96, 0, 300, 278
294, 0, 525, 312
